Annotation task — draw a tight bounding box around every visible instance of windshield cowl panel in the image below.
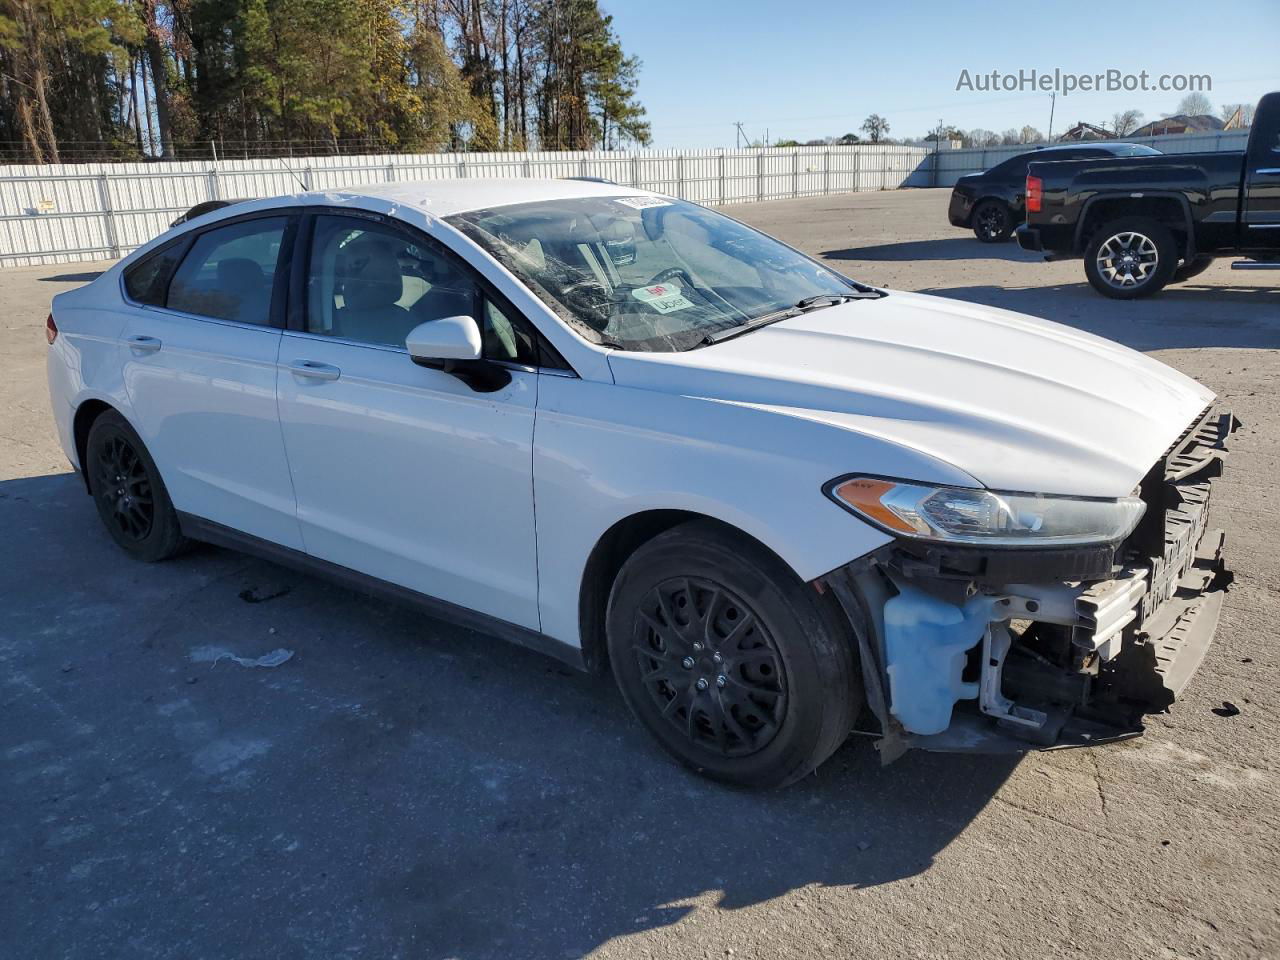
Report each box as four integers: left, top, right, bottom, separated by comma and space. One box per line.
446, 197, 870, 353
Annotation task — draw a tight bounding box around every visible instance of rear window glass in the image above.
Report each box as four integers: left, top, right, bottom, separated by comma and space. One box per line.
123, 244, 183, 306
167, 217, 287, 324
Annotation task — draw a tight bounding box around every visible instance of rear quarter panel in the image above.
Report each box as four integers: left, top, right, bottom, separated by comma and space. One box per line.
47, 273, 136, 469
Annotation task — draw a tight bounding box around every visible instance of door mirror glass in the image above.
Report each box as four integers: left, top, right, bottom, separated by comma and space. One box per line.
405, 315, 482, 363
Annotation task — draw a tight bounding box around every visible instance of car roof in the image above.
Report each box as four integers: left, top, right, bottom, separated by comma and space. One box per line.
300, 177, 658, 218
1028, 142, 1143, 154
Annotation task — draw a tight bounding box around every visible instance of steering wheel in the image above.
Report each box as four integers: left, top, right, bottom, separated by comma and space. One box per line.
643, 267, 696, 289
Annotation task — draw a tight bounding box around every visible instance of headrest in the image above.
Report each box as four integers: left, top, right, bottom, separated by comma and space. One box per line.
341, 235, 403, 310
216, 257, 265, 291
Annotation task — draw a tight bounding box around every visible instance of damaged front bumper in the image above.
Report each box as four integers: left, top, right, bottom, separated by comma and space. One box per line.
820, 405, 1237, 761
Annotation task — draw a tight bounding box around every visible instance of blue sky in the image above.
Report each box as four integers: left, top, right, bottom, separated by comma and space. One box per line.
607, 0, 1280, 148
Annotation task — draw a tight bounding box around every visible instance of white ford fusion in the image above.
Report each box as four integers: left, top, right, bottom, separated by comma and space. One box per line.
46, 178, 1234, 787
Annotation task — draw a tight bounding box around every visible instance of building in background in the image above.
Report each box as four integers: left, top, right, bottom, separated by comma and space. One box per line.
1131, 113, 1225, 137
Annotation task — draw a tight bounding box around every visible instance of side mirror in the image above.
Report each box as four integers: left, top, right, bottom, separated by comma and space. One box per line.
405, 315, 482, 364
405, 314, 511, 394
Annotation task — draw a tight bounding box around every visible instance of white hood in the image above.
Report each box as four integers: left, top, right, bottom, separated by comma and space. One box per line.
607, 291, 1213, 498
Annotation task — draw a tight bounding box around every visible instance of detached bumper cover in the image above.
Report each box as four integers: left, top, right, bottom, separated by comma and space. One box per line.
823, 405, 1237, 758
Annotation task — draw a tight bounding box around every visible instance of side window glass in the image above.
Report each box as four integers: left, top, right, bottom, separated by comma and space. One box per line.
167, 217, 286, 323
481, 297, 538, 365
306, 215, 477, 348
123, 243, 183, 306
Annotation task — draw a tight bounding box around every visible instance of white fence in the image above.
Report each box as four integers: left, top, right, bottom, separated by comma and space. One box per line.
0, 129, 1252, 267
0, 146, 931, 267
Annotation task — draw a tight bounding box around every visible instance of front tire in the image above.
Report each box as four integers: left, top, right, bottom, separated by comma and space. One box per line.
1084, 217, 1178, 299
606, 520, 861, 789
972, 200, 1014, 243
85, 410, 187, 562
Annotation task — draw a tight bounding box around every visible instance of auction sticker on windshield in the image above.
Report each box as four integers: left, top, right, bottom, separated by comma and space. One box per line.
614, 196, 673, 209
631, 282, 693, 313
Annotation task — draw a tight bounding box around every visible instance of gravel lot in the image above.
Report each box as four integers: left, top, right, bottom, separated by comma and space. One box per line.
2, 187, 1277, 960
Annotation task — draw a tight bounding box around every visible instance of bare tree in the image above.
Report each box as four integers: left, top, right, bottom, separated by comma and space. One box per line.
860, 113, 889, 143
1176, 92, 1213, 117
1019, 125, 1044, 144
1111, 109, 1144, 136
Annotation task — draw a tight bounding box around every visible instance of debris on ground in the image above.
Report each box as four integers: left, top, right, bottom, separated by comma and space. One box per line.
190, 646, 296, 669
1212, 701, 1242, 717
238, 586, 292, 604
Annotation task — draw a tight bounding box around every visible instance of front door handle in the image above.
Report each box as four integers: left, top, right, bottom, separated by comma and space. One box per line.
127, 334, 162, 353
289, 359, 341, 382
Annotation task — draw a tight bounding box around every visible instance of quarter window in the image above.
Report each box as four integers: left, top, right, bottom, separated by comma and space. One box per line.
167, 217, 287, 324
123, 242, 184, 306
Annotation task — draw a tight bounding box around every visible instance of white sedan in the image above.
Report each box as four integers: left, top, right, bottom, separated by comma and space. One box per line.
46, 178, 1233, 787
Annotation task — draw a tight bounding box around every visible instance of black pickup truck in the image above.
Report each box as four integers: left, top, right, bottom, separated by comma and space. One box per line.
1016, 91, 1280, 298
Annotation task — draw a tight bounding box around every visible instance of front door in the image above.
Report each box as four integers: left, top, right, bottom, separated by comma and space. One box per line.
275, 212, 541, 629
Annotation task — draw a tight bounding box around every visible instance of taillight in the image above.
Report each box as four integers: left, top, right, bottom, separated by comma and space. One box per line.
1026, 175, 1043, 214
45, 312, 58, 345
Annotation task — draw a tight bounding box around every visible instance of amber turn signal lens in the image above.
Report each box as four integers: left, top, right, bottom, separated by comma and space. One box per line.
45, 312, 57, 345
832, 477, 917, 534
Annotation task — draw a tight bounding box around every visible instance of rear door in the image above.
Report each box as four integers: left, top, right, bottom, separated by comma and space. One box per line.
119, 212, 304, 550
1242, 95, 1280, 239
275, 211, 542, 629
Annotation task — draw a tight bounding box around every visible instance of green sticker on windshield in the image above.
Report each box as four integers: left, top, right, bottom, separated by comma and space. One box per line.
631, 281, 693, 314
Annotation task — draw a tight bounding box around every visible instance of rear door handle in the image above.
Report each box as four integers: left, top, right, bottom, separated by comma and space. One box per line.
1256, 168, 1280, 176
127, 334, 162, 353
289, 359, 341, 382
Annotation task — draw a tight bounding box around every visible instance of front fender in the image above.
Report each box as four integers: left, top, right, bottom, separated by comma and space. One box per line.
532, 374, 977, 648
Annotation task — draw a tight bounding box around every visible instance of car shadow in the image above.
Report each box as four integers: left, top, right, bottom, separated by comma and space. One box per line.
37, 271, 104, 283
823, 237, 1038, 262
916, 282, 1280, 352
2, 471, 1018, 959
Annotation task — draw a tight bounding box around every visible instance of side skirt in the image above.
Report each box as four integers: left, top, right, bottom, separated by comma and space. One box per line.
176, 512, 587, 672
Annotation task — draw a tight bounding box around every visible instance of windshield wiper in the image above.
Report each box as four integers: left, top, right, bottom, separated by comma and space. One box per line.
795, 290, 882, 309
700, 306, 804, 345
699, 290, 882, 346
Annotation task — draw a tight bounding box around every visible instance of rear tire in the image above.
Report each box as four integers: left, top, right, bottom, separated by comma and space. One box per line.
1083, 217, 1178, 299
972, 200, 1014, 243
1172, 255, 1214, 284
606, 520, 861, 789
85, 410, 187, 562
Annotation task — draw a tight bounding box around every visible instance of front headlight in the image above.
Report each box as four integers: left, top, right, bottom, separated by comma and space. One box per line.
827, 476, 1145, 547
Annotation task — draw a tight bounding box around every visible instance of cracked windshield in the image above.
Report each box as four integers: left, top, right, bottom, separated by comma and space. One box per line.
449, 196, 865, 351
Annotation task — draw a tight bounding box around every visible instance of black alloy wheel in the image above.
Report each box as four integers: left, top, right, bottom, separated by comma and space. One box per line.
85, 410, 187, 561
607, 520, 862, 789
93, 432, 154, 543
632, 576, 787, 757
972, 200, 1013, 243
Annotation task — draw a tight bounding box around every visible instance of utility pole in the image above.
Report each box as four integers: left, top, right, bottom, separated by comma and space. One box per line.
1047, 91, 1057, 143
933, 117, 943, 187
734, 122, 747, 149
